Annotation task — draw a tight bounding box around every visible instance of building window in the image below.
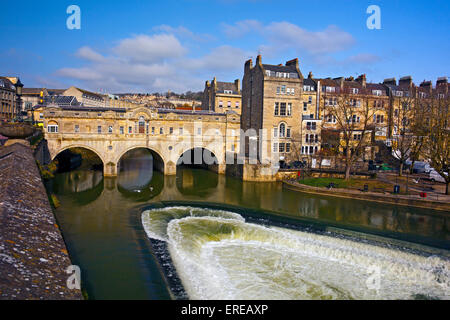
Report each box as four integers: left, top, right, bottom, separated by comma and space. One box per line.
227, 101, 231, 108
303, 102, 307, 111
219, 100, 223, 108
286, 143, 291, 153
274, 102, 279, 116
108, 126, 113, 134
120, 126, 124, 134
287, 103, 292, 116
286, 128, 291, 138
47, 125, 58, 133
279, 123, 286, 137
279, 143, 285, 153
138, 116, 145, 133
308, 96, 312, 103
151, 127, 155, 134
98, 126, 102, 133
197, 127, 201, 135
179, 127, 183, 135
160, 127, 164, 134
169, 127, 173, 134
276, 87, 280, 94
235, 102, 239, 108
273, 127, 278, 138
129, 126, 132, 134
74, 125, 79, 133
280, 103, 287, 116
273, 143, 278, 153
281, 85, 286, 94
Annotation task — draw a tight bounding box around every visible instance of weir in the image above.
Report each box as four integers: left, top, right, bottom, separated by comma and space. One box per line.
142, 206, 450, 300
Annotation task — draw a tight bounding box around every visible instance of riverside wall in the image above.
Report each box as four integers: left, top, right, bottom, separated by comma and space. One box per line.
0, 142, 82, 299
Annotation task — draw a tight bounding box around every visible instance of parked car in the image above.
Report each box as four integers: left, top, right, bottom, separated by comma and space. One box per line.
408, 161, 432, 174
290, 161, 304, 169
429, 170, 448, 183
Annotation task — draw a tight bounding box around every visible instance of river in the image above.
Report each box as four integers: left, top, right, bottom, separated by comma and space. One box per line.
48, 149, 449, 299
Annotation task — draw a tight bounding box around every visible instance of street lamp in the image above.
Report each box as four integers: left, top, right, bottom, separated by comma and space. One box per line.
15, 78, 23, 121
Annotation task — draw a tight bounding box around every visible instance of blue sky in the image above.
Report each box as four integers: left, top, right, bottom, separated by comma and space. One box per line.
0, 0, 448, 93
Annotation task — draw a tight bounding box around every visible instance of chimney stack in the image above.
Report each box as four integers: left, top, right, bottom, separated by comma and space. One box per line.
308, 71, 313, 79
356, 74, 367, 87
256, 55, 262, 67
234, 79, 240, 93
420, 80, 432, 94
383, 78, 397, 86
399, 76, 413, 88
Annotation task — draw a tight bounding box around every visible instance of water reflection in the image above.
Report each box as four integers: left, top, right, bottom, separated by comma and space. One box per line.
52, 150, 449, 244
176, 167, 218, 196
117, 149, 163, 200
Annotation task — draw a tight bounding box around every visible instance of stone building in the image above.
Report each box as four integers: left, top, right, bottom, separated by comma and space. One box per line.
300, 72, 322, 158
0, 76, 21, 121
201, 77, 242, 115
63, 86, 106, 107
241, 55, 304, 165
316, 74, 390, 159
21, 88, 48, 112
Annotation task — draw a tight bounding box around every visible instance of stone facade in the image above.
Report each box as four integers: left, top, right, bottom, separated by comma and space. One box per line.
202, 77, 242, 115
0, 77, 19, 121
241, 55, 304, 165
43, 105, 240, 177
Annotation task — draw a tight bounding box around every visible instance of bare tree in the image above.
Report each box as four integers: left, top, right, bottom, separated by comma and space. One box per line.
322, 92, 377, 180
391, 95, 417, 176
422, 95, 450, 194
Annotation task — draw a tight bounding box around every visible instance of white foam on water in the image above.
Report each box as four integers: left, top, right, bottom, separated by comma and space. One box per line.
142, 206, 450, 300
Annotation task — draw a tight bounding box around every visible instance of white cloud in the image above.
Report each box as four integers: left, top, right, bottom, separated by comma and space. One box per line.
223, 20, 355, 55
222, 20, 263, 39
75, 46, 105, 62
56, 31, 246, 93
113, 34, 187, 64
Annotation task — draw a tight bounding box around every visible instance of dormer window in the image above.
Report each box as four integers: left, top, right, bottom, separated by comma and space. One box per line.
224, 90, 232, 94
351, 88, 359, 94
372, 90, 382, 96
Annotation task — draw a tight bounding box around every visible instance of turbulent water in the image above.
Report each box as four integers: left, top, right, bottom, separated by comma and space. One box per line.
141, 206, 449, 300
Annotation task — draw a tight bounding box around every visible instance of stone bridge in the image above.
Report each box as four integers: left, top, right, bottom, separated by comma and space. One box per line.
42, 105, 241, 176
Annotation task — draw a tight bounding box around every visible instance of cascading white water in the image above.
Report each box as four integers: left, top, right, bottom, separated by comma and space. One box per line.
142, 206, 450, 300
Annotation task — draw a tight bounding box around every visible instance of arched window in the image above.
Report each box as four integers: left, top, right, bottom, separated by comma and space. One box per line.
138, 116, 145, 134
279, 123, 286, 137
47, 121, 58, 133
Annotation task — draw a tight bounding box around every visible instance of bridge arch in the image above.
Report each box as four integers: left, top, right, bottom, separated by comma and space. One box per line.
116, 146, 167, 174
176, 147, 224, 174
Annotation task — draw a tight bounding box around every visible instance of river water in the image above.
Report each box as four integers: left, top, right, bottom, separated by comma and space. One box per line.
49, 149, 450, 299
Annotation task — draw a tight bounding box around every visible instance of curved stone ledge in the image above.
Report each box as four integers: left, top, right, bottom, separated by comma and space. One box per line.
283, 180, 450, 212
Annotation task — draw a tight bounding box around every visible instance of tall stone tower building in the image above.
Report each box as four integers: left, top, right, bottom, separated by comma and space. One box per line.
241, 55, 303, 165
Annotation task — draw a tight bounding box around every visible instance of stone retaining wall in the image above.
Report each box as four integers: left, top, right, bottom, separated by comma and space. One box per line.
0, 142, 82, 299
